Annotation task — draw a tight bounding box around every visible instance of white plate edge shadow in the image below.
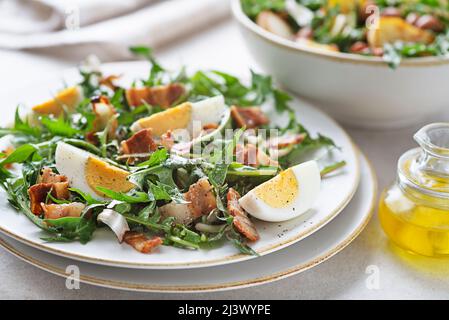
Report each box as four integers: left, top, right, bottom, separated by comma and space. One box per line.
0, 152, 376, 293
0, 61, 360, 269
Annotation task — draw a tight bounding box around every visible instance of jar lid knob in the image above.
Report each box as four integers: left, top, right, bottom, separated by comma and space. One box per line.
414, 123, 449, 159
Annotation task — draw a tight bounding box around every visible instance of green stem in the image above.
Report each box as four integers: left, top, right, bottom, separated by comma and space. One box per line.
168, 236, 200, 249
64, 139, 102, 155
320, 161, 346, 177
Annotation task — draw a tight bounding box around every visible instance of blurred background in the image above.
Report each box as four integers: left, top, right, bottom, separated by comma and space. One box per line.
0, 0, 230, 60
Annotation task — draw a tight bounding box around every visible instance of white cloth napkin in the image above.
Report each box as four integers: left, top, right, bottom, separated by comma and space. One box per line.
0, 0, 230, 51
0, 0, 155, 34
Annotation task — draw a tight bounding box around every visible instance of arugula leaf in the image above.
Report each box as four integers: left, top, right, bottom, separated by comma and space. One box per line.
41, 116, 80, 137
44, 217, 82, 231
149, 181, 187, 204
207, 163, 229, 188
46, 191, 71, 204
0, 177, 52, 231
13, 107, 41, 137
250, 70, 273, 105
0, 107, 42, 140
96, 187, 150, 204
122, 214, 171, 233
383, 43, 402, 69
69, 188, 105, 205
129, 46, 165, 87
137, 148, 168, 167
0, 144, 40, 167
77, 216, 97, 244
273, 89, 292, 113
137, 202, 157, 221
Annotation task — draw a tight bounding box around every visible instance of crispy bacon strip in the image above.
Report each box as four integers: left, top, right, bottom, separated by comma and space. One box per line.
99, 75, 120, 90
160, 130, 175, 150
88, 96, 118, 142
268, 133, 307, 149
235, 144, 278, 167
230, 106, 269, 129
185, 178, 217, 219
125, 83, 185, 108
28, 168, 70, 215
159, 202, 192, 225
200, 123, 220, 137
227, 188, 259, 242
41, 202, 86, 220
257, 147, 279, 167
121, 129, 158, 155
123, 231, 163, 254
160, 178, 217, 224
38, 167, 68, 184
28, 182, 69, 215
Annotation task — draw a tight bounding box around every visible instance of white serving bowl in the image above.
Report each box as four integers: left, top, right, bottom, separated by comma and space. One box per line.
231, 0, 449, 129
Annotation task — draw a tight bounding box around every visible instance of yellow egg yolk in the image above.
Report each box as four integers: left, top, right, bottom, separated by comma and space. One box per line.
85, 157, 134, 197
32, 86, 81, 116
254, 168, 298, 208
132, 102, 192, 135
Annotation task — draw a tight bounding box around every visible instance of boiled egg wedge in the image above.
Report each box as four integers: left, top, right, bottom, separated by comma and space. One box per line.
55, 142, 135, 200
32, 86, 83, 116
130, 95, 230, 141
239, 160, 321, 222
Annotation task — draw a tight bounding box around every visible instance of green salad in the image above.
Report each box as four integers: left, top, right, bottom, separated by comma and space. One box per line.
242, 0, 449, 67
0, 47, 344, 255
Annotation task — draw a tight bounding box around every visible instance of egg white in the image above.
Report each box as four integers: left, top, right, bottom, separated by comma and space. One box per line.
55, 142, 105, 200
189, 95, 227, 138
239, 160, 321, 222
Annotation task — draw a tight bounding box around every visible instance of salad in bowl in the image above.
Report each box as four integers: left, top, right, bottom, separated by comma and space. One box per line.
233, 0, 449, 128
242, 0, 449, 67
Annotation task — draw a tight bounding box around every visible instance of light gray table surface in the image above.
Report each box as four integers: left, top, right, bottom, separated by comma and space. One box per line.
1, 19, 449, 300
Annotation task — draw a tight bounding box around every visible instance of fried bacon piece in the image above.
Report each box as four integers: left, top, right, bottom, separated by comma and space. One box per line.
89, 96, 118, 141
268, 133, 307, 149
235, 144, 257, 167
41, 202, 86, 220
230, 106, 269, 129
199, 123, 220, 137
28, 182, 69, 215
160, 178, 217, 224
257, 149, 279, 167
160, 130, 175, 150
125, 83, 185, 108
185, 178, 217, 219
159, 202, 192, 225
99, 74, 120, 90
235, 144, 278, 167
227, 188, 259, 242
37, 167, 68, 184
121, 129, 158, 155
123, 231, 163, 254
28, 168, 70, 215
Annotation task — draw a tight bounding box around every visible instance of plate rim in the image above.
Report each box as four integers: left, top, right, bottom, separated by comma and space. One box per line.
0, 61, 361, 268
0, 152, 376, 292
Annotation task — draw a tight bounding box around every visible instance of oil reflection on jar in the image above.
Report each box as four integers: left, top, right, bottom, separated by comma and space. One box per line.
379, 123, 449, 257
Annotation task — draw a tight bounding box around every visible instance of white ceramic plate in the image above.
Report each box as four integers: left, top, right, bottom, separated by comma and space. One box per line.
0, 62, 359, 269
0, 153, 375, 292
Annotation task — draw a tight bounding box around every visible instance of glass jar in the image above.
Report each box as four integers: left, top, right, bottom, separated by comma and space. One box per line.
379, 123, 449, 257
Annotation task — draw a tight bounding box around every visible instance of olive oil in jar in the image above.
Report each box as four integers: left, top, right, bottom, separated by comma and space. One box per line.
379, 123, 449, 257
